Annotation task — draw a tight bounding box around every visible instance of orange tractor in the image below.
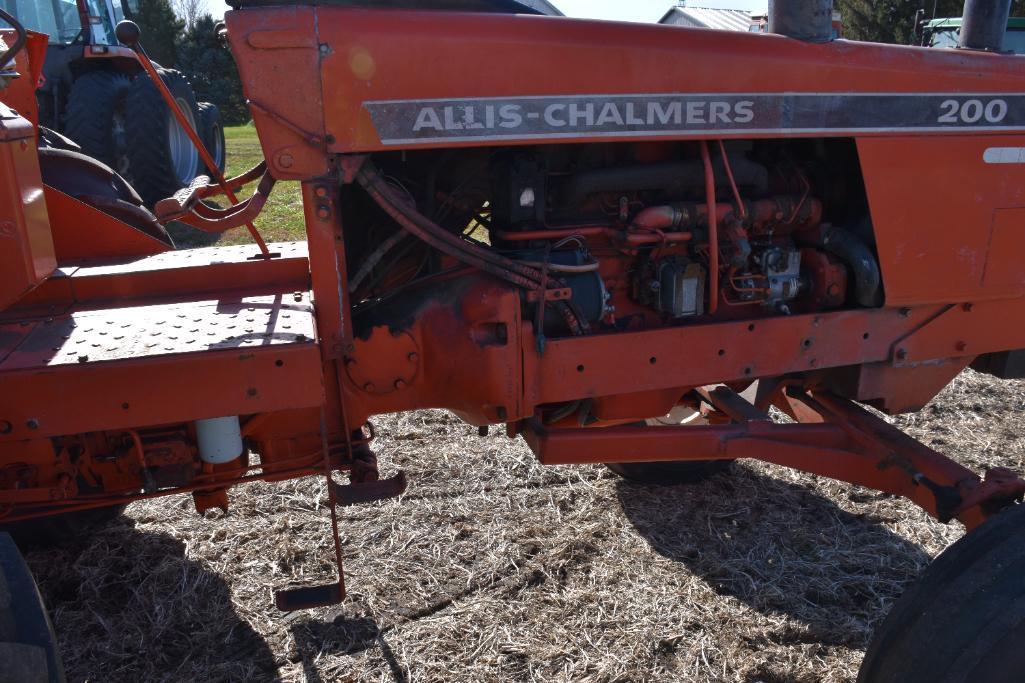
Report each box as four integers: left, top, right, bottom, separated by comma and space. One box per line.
2, 0, 1025, 679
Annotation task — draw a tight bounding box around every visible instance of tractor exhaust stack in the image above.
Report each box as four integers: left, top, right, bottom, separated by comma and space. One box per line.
959, 0, 1013, 52
768, 0, 833, 43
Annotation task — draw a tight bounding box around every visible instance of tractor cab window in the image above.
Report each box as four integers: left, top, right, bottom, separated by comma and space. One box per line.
928, 27, 959, 49
4, 0, 83, 45
84, 0, 116, 45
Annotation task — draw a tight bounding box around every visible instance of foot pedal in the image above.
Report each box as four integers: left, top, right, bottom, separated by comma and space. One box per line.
331, 471, 407, 506
275, 582, 344, 611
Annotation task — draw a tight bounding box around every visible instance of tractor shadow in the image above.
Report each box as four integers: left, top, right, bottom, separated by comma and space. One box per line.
21, 519, 280, 682
617, 463, 933, 649
289, 616, 408, 683
166, 220, 222, 248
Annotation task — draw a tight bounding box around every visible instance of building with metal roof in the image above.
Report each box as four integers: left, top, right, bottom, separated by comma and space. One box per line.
515, 0, 564, 16
658, 5, 755, 32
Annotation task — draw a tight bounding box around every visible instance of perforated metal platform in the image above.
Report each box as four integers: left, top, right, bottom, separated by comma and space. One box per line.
0, 242, 324, 439
0, 293, 315, 370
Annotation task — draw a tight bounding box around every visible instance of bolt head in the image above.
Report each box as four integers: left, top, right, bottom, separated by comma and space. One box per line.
277, 153, 294, 169
363, 382, 376, 393
393, 379, 407, 390
407, 352, 419, 363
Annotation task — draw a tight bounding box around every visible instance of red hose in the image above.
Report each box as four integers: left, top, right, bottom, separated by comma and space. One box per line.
717, 140, 747, 219
700, 141, 719, 315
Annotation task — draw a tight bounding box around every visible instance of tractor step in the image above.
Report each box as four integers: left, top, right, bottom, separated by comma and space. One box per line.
331, 471, 407, 506
274, 582, 344, 612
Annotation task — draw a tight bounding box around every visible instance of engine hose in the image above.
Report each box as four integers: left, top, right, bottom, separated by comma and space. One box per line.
357, 162, 550, 288
355, 161, 588, 335
349, 230, 408, 293
820, 225, 882, 307
357, 164, 541, 290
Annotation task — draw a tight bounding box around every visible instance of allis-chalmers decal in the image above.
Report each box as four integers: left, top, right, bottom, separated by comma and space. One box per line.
364, 93, 1025, 144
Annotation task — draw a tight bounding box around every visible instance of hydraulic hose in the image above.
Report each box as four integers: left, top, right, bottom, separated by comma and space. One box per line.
700, 141, 720, 315
355, 160, 588, 335
357, 162, 542, 291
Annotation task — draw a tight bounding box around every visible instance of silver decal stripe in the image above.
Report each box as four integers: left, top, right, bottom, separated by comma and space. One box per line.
984, 147, 1025, 164
363, 93, 1025, 145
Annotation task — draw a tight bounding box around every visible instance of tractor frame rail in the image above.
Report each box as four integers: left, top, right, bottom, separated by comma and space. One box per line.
520, 386, 1025, 530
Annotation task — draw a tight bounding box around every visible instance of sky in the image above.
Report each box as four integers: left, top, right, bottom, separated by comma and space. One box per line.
204, 0, 768, 24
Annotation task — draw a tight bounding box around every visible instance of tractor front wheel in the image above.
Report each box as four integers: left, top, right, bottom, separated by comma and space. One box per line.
858, 503, 1025, 682
124, 68, 201, 206
0, 532, 64, 683
605, 407, 733, 485
196, 102, 226, 175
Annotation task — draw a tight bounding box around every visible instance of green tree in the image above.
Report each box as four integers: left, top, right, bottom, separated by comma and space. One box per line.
133, 0, 184, 68
175, 15, 248, 125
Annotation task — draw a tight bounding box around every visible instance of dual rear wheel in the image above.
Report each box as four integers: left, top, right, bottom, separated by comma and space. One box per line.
63, 68, 225, 207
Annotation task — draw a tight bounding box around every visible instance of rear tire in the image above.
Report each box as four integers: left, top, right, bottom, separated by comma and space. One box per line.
124, 68, 201, 206
857, 503, 1025, 683
63, 70, 130, 171
0, 532, 64, 682
605, 407, 733, 485
196, 102, 226, 175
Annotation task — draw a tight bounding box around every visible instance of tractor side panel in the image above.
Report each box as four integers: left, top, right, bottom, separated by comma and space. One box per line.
858, 135, 1025, 306
300, 10, 1025, 152
224, 6, 328, 180
0, 106, 55, 312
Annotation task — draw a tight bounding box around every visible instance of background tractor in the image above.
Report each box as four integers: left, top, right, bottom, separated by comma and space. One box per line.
922, 15, 1025, 52
2, 0, 224, 205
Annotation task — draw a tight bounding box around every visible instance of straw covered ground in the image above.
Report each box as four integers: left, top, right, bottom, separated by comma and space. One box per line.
22, 369, 1025, 682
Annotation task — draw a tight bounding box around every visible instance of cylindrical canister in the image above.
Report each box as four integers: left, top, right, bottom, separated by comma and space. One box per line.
195, 416, 243, 464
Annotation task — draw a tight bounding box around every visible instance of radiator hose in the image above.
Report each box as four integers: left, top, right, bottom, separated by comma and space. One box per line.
820, 225, 882, 308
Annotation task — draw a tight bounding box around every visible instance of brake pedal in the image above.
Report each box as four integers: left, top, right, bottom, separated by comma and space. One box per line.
331, 471, 407, 506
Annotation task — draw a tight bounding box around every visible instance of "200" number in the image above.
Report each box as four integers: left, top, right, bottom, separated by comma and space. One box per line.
938, 98, 1008, 124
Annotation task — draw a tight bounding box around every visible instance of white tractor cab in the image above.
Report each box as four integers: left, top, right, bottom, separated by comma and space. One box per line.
921, 16, 1025, 53
1, 0, 224, 206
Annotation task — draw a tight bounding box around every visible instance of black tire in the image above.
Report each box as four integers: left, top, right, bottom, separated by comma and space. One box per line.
124, 68, 201, 206
0, 505, 127, 549
858, 503, 1025, 683
63, 70, 130, 171
196, 102, 226, 175
605, 407, 733, 485
0, 532, 64, 682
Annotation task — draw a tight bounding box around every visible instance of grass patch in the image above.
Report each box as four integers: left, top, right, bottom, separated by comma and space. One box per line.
178, 124, 306, 247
